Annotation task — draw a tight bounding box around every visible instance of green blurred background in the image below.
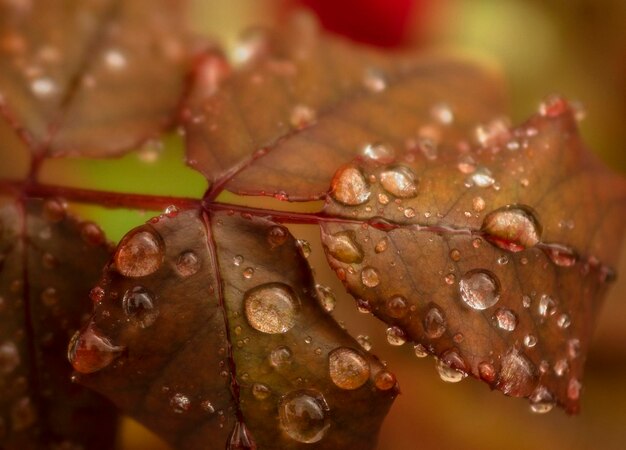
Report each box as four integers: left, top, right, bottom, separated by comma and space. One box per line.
39, 0, 626, 448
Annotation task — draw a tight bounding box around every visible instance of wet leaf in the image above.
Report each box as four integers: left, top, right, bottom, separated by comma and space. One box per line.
320, 102, 626, 414
0, 198, 116, 449
184, 14, 505, 200
0, 0, 191, 159
71, 209, 397, 449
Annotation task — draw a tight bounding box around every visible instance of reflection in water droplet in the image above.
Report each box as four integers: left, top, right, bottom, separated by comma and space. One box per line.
267, 226, 289, 248
380, 166, 418, 198
122, 286, 159, 328
414, 344, 429, 358
436, 356, 466, 383
328, 347, 370, 390
361, 267, 380, 288
68, 323, 125, 374
330, 166, 371, 206
325, 231, 363, 263
279, 390, 330, 443
386, 326, 406, 346
269, 346, 292, 368
114, 229, 164, 277
176, 251, 200, 277
497, 348, 537, 397
529, 386, 555, 414
244, 283, 299, 334
386, 296, 408, 318
315, 284, 336, 312
424, 305, 446, 339
482, 205, 541, 252
459, 270, 500, 310
361, 143, 395, 163
524, 334, 537, 348
374, 370, 396, 391
538, 294, 556, 317
493, 308, 517, 331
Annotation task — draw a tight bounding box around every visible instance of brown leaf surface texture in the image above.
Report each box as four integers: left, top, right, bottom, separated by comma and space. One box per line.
320, 101, 626, 414
184, 14, 506, 200
0, 0, 190, 159
0, 198, 116, 449
71, 209, 397, 449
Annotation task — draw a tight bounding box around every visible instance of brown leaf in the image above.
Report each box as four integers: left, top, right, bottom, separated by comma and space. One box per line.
320, 101, 626, 414
184, 14, 506, 200
71, 209, 397, 449
0, 0, 191, 159
0, 198, 116, 449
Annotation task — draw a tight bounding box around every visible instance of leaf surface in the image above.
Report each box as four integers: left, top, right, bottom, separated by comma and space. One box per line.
0, 198, 116, 449
184, 15, 506, 200
72, 209, 397, 449
0, 0, 191, 159
319, 103, 626, 413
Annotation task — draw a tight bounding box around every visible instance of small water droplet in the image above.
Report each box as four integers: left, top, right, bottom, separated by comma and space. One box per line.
296, 239, 312, 258
0, 341, 20, 374
431, 102, 454, 125
568, 378, 582, 401
538, 294, 556, 317
538, 95, 569, 118
328, 347, 370, 390
243, 267, 255, 279
554, 359, 569, 377
279, 390, 330, 443
545, 246, 578, 267
122, 286, 159, 328
523, 334, 537, 348
269, 346, 292, 368
360, 267, 380, 288
436, 352, 467, 383
363, 67, 387, 93
482, 205, 541, 252
567, 339, 580, 359
330, 166, 371, 206
375, 237, 388, 253
357, 335, 372, 351
315, 284, 336, 312
449, 249, 461, 262
386, 326, 406, 346
424, 305, 446, 339
252, 383, 271, 400
176, 251, 200, 277
170, 393, 191, 413
244, 283, 299, 334
43, 198, 67, 223
403, 207, 416, 218
529, 386, 555, 414
380, 166, 418, 198
478, 361, 497, 384
325, 231, 363, 263
472, 197, 485, 212
496, 348, 537, 397
89, 286, 105, 303
114, 229, 164, 277
497, 255, 509, 265
459, 270, 500, 310
414, 343, 429, 358
31, 77, 57, 97
68, 323, 125, 374
104, 48, 127, 70
290, 104, 316, 129
457, 154, 477, 174
470, 167, 495, 187
493, 308, 517, 331
233, 255, 244, 266
557, 313, 571, 329
267, 226, 289, 248
361, 143, 395, 163
374, 370, 396, 390
386, 296, 408, 318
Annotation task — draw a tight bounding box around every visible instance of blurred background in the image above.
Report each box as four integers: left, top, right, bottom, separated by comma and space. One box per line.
38, 0, 626, 448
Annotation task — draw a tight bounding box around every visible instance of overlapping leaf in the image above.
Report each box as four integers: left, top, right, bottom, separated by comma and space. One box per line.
320, 102, 626, 413
0, 198, 116, 449
0, 0, 191, 159
71, 209, 397, 449
183, 14, 506, 200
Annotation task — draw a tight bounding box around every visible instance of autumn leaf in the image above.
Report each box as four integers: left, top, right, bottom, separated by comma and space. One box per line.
70, 209, 397, 449
0, 198, 116, 449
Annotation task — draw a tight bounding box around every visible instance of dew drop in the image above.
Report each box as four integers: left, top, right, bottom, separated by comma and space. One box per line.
524, 334, 537, 348
403, 207, 416, 218
482, 205, 541, 252
267, 225, 289, 248
252, 383, 272, 400
233, 255, 244, 266
413, 343, 429, 358
0, 341, 20, 374
458, 270, 500, 310
104, 49, 127, 70
375, 237, 388, 253
431, 102, 454, 125
554, 359, 569, 377
449, 249, 461, 262
472, 196, 486, 212
315, 284, 336, 312
68, 323, 125, 374
386, 326, 406, 346
325, 231, 363, 263
557, 313, 571, 329
545, 246, 578, 267
493, 308, 517, 331
31, 77, 56, 97
538, 95, 568, 118
122, 286, 159, 328
567, 338, 581, 359
424, 305, 446, 339
538, 294, 556, 317
176, 251, 200, 277
386, 296, 408, 318
278, 390, 330, 443
114, 229, 164, 277
361, 143, 395, 163
374, 370, 396, 391
360, 267, 380, 288
529, 386, 555, 414
357, 335, 372, 351
568, 378, 582, 401
42, 198, 67, 223
290, 104, 316, 129
244, 283, 298, 334
470, 167, 495, 187
478, 361, 497, 384
170, 393, 191, 413
363, 67, 387, 93
269, 346, 292, 368
379, 166, 418, 198
457, 154, 477, 174
296, 239, 312, 259
330, 166, 371, 206
436, 353, 467, 383
328, 347, 370, 390
496, 348, 537, 397
243, 267, 255, 279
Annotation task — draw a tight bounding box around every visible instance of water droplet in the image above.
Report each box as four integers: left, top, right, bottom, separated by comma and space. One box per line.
315, 284, 336, 312
290, 104, 316, 129
478, 361, 497, 384
436, 352, 467, 383
470, 167, 495, 187
80, 222, 105, 246
444, 273, 456, 285
43, 198, 67, 223
449, 249, 461, 262
330, 166, 371, 206
523, 334, 537, 348
482, 205, 541, 252
252, 383, 271, 400
567, 339, 580, 359
244, 283, 299, 334
431, 103, 454, 125
379, 166, 418, 198
233, 27, 270, 65
233, 255, 244, 266
496, 348, 537, 397
457, 154, 477, 174
31, 77, 56, 97
269, 346, 292, 368
538, 95, 568, 118
361, 143, 395, 163
386, 326, 406, 346
279, 390, 330, 443
554, 359, 569, 377
328, 347, 370, 390
529, 386, 555, 414
176, 251, 200, 277
568, 378, 582, 401
403, 207, 416, 218
40, 286, 58, 307
459, 269, 500, 310
545, 246, 578, 267
557, 313, 571, 329
296, 239, 312, 259
170, 393, 191, 413
522, 295, 532, 308
386, 296, 408, 318
414, 343, 429, 358
363, 67, 387, 93
424, 305, 446, 339
361, 267, 380, 288
122, 286, 159, 328
267, 226, 289, 248
493, 308, 517, 331
104, 48, 127, 70
243, 267, 255, 279
68, 323, 125, 374
164, 205, 179, 218
89, 286, 105, 303
538, 294, 556, 317
0, 341, 20, 374
357, 335, 372, 351
375, 237, 388, 253
114, 229, 164, 277
497, 255, 509, 265
374, 370, 396, 390
325, 231, 363, 263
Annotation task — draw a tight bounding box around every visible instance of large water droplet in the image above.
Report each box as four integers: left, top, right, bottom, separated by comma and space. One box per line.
459, 270, 500, 310
176, 251, 200, 277
424, 305, 446, 339
114, 229, 164, 277
68, 323, 125, 374
482, 205, 541, 252
278, 390, 330, 443
122, 286, 159, 328
360, 267, 380, 288
244, 283, 299, 334
330, 166, 371, 206
328, 347, 370, 390
379, 166, 418, 198
496, 348, 537, 397
325, 231, 363, 263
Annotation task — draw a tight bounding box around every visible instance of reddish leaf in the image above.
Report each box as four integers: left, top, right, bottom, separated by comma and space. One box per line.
319, 102, 626, 414
184, 15, 505, 200
0, 0, 191, 159
0, 198, 116, 449
71, 209, 397, 449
